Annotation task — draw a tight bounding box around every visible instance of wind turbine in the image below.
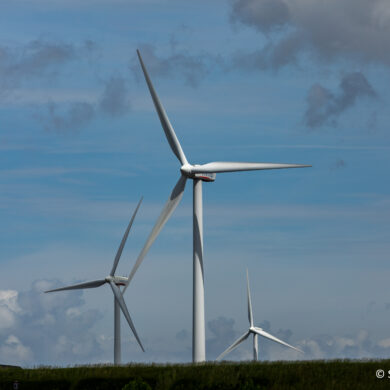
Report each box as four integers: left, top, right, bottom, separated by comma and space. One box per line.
216, 269, 303, 361
45, 197, 145, 365
124, 49, 311, 363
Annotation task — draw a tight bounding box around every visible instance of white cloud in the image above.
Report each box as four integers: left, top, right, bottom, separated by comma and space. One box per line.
378, 338, 390, 348
0, 335, 33, 364
0, 290, 20, 312
0, 282, 105, 366
0, 290, 20, 331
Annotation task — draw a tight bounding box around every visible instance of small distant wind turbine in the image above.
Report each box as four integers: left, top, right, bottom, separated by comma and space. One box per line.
216, 269, 303, 361
45, 197, 145, 365
125, 49, 311, 363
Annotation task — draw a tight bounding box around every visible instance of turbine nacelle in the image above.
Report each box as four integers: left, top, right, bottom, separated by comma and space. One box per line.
105, 275, 128, 286
194, 172, 216, 182
180, 164, 216, 182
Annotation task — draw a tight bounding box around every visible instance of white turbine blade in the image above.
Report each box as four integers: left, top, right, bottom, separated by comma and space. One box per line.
246, 269, 254, 327
192, 162, 311, 174
110, 197, 143, 276
137, 49, 188, 166
216, 331, 250, 361
109, 281, 145, 352
253, 327, 303, 354
124, 174, 187, 292
45, 279, 106, 293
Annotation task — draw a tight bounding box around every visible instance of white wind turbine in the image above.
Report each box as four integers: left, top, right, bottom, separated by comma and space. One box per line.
216, 269, 303, 361
45, 198, 145, 365
124, 50, 311, 363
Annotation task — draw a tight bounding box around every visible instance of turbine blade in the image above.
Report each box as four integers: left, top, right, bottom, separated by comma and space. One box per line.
124, 174, 187, 292
253, 327, 303, 354
137, 49, 188, 166
191, 162, 311, 174
110, 197, 143, 276
45, 279, 106, 293
109, 281, 145, 352
216, 331, 250, 361
246, 269, 254, 327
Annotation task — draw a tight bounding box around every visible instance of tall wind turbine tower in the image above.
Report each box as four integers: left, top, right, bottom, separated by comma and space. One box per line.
46, 198, 145, 365
125, 50, 311, 363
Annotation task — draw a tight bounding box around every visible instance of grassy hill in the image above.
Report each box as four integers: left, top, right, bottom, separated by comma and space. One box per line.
0, 360, 389, 389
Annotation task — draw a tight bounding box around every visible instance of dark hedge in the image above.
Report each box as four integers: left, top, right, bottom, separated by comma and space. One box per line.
0, 360, 389, 390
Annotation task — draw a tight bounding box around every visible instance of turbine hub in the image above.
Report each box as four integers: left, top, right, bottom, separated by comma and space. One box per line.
180, 163, 193, 176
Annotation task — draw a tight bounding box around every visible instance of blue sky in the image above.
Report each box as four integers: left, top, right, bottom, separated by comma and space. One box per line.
0, 0, 390, 365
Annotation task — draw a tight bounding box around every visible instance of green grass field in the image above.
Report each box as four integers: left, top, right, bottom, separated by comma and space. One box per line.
0, 360, 389, 389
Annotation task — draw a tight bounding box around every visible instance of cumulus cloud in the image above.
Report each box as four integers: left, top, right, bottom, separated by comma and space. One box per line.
266, 327, 390, 360
232, 33, 303, 71
131, 44, 215, 87
99, 76, 130, 116
231, 0, 290, 34
0, 280, 104, 366
304, 72, 376, 128
38, 75, 131, 132
0, 39, 95, 93
0, 335, 33, 363
0, 290, 20, 330
2, 285, 390, 365
0, 38, 131, 132
206, 318, 390, 361
300, 330, 374, 359
40, 101, 95, 133
207, 316, 238, 359
230, 0, 390, 69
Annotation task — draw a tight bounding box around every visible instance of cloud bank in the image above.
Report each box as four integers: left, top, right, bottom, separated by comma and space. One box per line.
205, 317, 390, 362
231, 0, 390, 69
38, 75, 131, 132
0, 39, 95, 93
2, 284, 390, 365
0, 281, 103, 365
0, 38, 131, 132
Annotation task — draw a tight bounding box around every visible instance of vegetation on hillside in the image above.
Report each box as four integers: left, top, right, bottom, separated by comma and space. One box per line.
0, 360, 389, 390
